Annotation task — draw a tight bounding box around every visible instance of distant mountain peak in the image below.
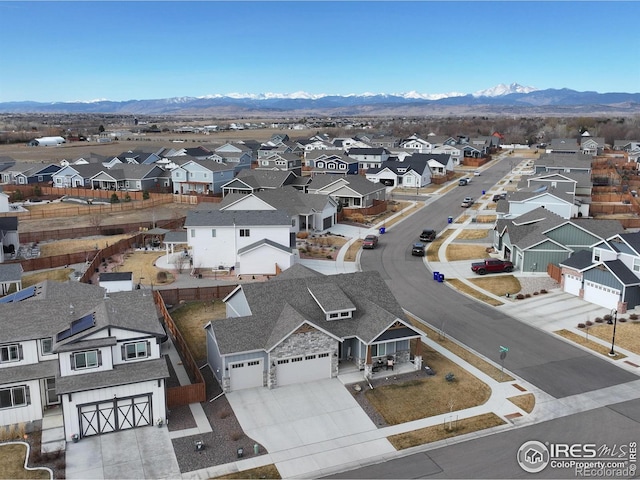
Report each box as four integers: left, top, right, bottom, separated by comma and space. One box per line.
472, 83, 538, 97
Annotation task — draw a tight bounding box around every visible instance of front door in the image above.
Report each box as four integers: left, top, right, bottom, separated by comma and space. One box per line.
45, 377, 59, 406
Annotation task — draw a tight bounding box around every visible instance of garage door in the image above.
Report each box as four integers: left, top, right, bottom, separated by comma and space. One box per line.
564, 274, 582, 296
229, 359, 263, 391
583, 281, 619, 310
323, 216, 333, 230
79, 394, 151, 437
276, 352, 331, 387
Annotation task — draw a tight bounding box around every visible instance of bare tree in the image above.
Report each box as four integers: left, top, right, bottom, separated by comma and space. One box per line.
88, 214, 104, 233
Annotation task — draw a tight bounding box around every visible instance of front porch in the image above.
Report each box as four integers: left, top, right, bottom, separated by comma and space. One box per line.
337, 358, 419, 385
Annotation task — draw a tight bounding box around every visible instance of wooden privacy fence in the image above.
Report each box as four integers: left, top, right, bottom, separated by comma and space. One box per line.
156, 285, 237, 306
547, 263, 562, 283
4, 184, 172, 202
153, 291, 206, 408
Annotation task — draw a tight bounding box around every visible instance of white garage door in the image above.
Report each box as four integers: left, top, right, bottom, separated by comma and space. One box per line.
79, 394, 151, 438
564, 274, 582, 296
276, 352, 331, 387
583, 281, 619, 310
229, 359, 263, 391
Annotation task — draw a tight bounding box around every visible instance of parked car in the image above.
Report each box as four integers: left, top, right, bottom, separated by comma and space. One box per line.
474, 170, 481, 176
411, 243, 426, 256
419, 229, 437, 242
362, 234, 379, 249
461, 196, 474, 208
458, 178, 471, 186
471, 258, 514, 275
492, 193, 507, 202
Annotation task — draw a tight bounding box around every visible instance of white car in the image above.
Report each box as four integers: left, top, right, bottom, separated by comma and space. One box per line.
474, 170, 481, 176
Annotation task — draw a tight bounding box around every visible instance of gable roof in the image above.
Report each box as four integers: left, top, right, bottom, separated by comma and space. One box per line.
209, 270, 419, 355
235, 169, 296, 189
309, 174, 385, 195
184, 209, 291, 227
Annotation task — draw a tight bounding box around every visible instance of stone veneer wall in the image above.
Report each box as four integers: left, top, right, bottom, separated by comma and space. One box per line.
268, 329, 338, 389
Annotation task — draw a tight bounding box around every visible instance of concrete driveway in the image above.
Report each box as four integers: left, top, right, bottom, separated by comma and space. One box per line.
226, 379, 396, 477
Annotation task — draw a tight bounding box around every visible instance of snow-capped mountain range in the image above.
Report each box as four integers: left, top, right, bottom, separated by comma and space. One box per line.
1, 83, 638, 115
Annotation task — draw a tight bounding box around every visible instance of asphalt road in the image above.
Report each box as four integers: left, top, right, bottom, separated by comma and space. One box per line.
326, 398, 640, 479
361, 156, 637, 399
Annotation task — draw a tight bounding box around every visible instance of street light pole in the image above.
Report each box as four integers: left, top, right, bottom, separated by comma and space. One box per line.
608, 309, 618, 357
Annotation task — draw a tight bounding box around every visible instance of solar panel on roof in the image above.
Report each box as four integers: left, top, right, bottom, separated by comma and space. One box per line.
56, 313, 95, 342
0, 293, 17, 304
13, 286, 36, 302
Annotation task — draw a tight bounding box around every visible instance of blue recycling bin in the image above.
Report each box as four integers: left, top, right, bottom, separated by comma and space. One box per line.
438, 273, 445, 283
447, 216, 453, 224
482, 190, 486, 195
379, 227, 386, 234
433, 271, 439, 281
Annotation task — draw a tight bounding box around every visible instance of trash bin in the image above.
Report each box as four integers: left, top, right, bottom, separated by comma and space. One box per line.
438, 273, 445, 283
482, 190, 486, 195
447, 216, 453, 224
379, 227, 386, 234
433, 271, 439, 281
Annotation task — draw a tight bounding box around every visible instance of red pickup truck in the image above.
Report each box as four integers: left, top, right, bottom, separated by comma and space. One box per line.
471, 259, 514, 275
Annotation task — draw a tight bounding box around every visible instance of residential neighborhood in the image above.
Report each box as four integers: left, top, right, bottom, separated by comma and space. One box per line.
1, 125, 640, 479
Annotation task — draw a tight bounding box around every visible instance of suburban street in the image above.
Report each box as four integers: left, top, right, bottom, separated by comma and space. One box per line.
338, 154, 640, 478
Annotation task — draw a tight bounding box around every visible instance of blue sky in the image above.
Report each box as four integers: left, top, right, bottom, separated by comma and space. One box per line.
0, 1, 638, 102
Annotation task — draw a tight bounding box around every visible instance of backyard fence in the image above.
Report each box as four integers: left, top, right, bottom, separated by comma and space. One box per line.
155, 285, 238, 306
153, 291, 206, 408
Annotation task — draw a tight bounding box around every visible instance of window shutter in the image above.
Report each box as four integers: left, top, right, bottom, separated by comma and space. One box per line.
25, 386, 30, 405
70, 354, 75, 370
97, 350, 102, 367
18, 344, 23, 361
146, 341, 151, 357
121, 345, 126, 360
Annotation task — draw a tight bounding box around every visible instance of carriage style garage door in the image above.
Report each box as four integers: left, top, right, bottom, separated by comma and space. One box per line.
276, 352, 331, 387
229, 359, 263, 391
79, 394, 151, 437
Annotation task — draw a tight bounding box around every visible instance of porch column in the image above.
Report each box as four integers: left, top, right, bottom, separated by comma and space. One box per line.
366, 344, 372, 365
415, 338, 422, 357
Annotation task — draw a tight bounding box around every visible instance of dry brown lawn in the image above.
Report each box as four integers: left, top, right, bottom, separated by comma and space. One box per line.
388, 413, 506, 450
345, 240, 363, 262
364, 347, 491, 425
0, 443, 51, 480
170, 301, 227, 362
21, 268, 74, 288
470, 275, 522, 297
408, 315, 512, 382
454, 215, 468, 224
554, 329, 627, 359
455, 229, 489, 240
476, 215, 497, 223
508, 393, 535, 413
426, 229, 453, 262
583, 321, 640, 355
445, 278, 505, 307
213, 464, 281, 479
117, 251, 174, 286
445, 244, 490, 261
39, 234, 132, 257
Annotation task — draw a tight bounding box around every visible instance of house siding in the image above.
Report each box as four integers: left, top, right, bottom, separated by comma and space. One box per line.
625, 285, 640, 309
545, 224, 600, 248
522, 249, 570, 273
0, 379, 42, 426
584, 268, 622, 290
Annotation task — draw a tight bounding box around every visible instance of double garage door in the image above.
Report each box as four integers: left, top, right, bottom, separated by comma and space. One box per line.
276, 352, 331, 387
583, 280, 620, 310
79, 394, 151, 437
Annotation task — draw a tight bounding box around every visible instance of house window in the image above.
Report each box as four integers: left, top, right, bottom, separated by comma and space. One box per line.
73, 351, 99, 370
339, 164, 347, 170
175, 172, 180, 177
317, 161, 324, 168
593, 249, 601, 262
0, 386, 28, 409
211, 229, 216, 237
634, 259, 640, 273
203, 173, 208, 178
340, 312, 350, 317
123, 341, 149, 360
371, 343, 386, 357
55, 178, 62, 184
191, 229, 196, 238
41, 338, 53, 356
38, 175, 44, 182
329, 313, 339, 319
328, 163, 336, 170
0, 344, 21, 363
353, 198, 361, 206
240, 229, 250, 237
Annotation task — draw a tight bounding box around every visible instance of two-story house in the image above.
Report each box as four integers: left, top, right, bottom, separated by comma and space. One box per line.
346, 147, 390, 172
171, 159, 235, 195
0, 281, 168, 441
184, 208, 296, 275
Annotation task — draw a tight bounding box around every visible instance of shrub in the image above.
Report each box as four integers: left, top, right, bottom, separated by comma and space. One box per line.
629, 313, 638, 320
33, 185, 42, 197
516, 293, 525, 300
110, 193, 120, 203
525, 293, 531, 298
123, 193, 131, 202
156, 271, 168, 283
142, 190, 150, 200
445, 372, 455, 382
577, 323, 586, 328
595, 317, 604, 323
11, 190, 23, 202
326, 255, 333, 259
540, 289, 548, 294
296, 231, 309, 239
585, 320, 593, 326
604, 314, 612, 322
230, 431, 243, 441
619, 317, 627, 323
533, 291, 539, 296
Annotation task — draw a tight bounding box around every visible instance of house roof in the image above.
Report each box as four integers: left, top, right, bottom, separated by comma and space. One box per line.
237, 238, 292, 255
572, 218, 624, 239
185, 209, 291, 228
0, 359, 58, 385
496, 207, 566, 248
617, 232, 640, 254
559, 249, 594, 269
0, 263, 23, 283
164, 231, 188, 244
235, 169, 296, 189
347, 147, 387, 156
535, 153, 593, 169
221, 186, 334, 218
309, 174, 385, 195
209, 268, 417, 355
99, 272, 133, 282
408, 153, 452, 166
56, 357, 169, 394
603, 259, 640, 286
0, 216, 18, 231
